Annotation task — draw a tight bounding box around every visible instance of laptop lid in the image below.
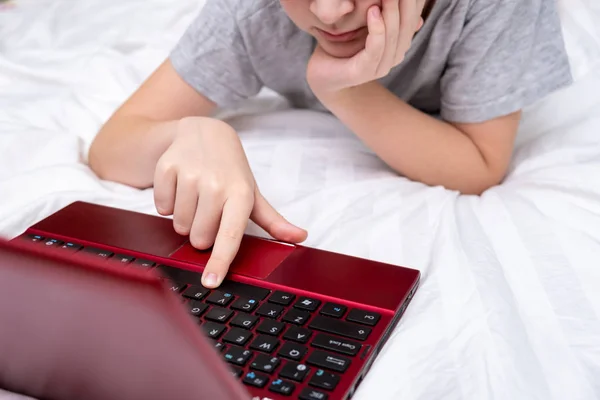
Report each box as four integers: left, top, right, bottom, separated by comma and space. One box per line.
0, 238, 251, 400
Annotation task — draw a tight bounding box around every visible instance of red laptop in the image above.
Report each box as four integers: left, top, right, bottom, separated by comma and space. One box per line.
2, 201, 420, 400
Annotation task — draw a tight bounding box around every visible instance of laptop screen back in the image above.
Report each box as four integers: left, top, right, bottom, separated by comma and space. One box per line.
0, 239, 250, 400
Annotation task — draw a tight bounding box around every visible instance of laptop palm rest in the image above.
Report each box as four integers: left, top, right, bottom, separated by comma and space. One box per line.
169, 239, 295, 280
30, 201, 295, 280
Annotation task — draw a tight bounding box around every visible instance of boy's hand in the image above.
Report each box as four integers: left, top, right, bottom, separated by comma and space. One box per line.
307, 0, 423, 96
153, 117, 308, 288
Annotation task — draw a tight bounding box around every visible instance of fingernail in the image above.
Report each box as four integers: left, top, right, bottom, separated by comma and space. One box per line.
371, 7, 381, 18
203, 272, 218, 288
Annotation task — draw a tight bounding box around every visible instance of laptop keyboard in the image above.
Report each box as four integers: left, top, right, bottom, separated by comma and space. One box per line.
22, 234, 383, 400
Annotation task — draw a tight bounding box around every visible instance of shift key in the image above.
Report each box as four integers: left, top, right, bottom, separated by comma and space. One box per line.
309, 315, 371, 341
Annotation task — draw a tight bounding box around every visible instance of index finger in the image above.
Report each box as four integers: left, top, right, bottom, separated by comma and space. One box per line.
201, 197, 253, 288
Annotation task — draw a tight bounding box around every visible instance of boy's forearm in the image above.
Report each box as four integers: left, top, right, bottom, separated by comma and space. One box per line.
88, 116, 179, 189
316, 82, 504, 195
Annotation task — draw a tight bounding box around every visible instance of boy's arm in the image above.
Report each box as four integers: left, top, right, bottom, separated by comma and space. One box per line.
307, 0, 570, 195
88, 60, 218, 189
316, 82, 521, 195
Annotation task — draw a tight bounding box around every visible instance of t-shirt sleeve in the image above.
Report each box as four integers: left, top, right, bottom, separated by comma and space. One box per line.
169, 0, 263, 107
440, 0, 573, 123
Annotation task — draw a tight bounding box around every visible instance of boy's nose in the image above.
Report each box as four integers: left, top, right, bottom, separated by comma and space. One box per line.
310, 0, 355, 25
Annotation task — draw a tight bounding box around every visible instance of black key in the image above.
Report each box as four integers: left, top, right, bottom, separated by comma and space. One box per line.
346, 309, 381, 326
268, 291, 296, 306
320, 303, 347, 318
230, 297, 259, 312
278, 342, 307, 361
311, 333, 361, 356
59, 242, 83, 252
269, 378, 296, 396
283, 327, 312, 344
299, 387, 329, 400
25, 234, 44, 243
187, 301, 208, 317
223, 327, 253, 346
256, 303, 284, 319
206, 290, 234, 306
167, 282, 186, 294
306, 350, 351, 373
42, 238, 64, 248
282, 308, 311, 326
224, 346, 253, 366
250, 353, 281, 374
230, 312, 259, 329
110, 254, 134, 265
230, 366, 243, 378
249, 334, 280, 354
202, 321, 227, 339
156, 265, 202, 286
218, 280, 270, 301
205, 307, 233, 323
257, 319, 285, 336
279, 361, 310, 382
294, 297, 321, 312
309, 369, 340, 391
214, 342, 226, 352
182, 285, 210, 301
82, 247, 113, 259
242, 371, 269, 388
133, 259, 156, 269
309, 315, 371, 341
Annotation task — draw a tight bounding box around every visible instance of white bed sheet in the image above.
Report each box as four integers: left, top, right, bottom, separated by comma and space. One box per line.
1, 0, 600, 399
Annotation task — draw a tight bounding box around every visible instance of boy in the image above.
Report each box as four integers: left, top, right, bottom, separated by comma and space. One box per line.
88, 0, 572, 289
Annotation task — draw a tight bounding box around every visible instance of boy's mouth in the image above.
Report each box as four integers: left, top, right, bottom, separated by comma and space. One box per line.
315, 27, 366, 43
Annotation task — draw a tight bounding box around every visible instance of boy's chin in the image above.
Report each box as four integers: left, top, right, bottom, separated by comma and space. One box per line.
317, 40, 365, 59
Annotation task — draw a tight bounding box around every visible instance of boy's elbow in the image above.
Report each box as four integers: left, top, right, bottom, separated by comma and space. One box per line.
459, 166, 507, 196
87, 140, 106, 178
87, 140, 114, 182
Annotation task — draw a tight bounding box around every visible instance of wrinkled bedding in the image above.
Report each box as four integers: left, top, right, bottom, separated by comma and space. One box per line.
1, 0, 600, 399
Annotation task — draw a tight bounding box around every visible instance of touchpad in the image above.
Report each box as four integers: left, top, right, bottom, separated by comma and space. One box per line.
168, 236, 296, 280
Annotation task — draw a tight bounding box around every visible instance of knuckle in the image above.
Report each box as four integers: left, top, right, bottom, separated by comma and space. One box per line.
190, 234, 214, 250
173, 221, 190, 235
180, 171, 201, 186
155, 160, 176, 178
202, 175, 225, 196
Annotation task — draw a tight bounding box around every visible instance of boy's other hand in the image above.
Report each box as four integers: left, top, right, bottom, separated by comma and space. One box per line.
307, 0, 424, 95
153, 117, 308, 288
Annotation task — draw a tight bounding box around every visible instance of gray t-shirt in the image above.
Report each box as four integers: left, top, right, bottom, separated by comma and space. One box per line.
170, 0, 572, 123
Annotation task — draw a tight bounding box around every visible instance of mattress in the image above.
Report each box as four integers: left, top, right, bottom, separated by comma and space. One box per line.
1, 0, 600, 399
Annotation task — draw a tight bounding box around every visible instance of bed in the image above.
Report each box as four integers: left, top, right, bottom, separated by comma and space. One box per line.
1, 0, 600, 399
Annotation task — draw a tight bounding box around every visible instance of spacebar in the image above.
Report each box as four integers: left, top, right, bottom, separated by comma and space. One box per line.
309, 315, 371, 341
156, 265, 270, 300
